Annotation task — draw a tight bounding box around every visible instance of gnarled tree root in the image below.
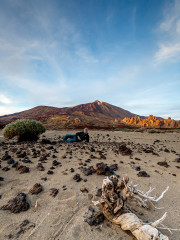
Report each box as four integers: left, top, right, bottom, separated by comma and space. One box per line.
93, 175, 169, 240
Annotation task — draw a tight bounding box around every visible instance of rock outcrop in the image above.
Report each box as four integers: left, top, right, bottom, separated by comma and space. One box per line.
121, 115, 180, 128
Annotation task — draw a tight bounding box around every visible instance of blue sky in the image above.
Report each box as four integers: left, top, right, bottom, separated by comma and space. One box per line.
0, 0, 180, 119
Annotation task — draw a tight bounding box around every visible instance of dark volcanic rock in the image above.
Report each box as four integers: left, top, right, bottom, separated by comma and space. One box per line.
73, 174, 82, 182
96, 188, 102, 197
39, 154, 48, 162
47, 170, 54, 175
52, 160, 61, 166
157, 161, 169, 168
0, 177, 4, 181
2, 152, 11, 160
0, 193, 30, 213
29, 183, 43, 194
41, 139, 52, 144
47, 146, 54, 150
84, 206, 104, 226
2, 166, 10, 171
22, 157, 32, 163
6, 219, 35, 239
119, 144, 132, 156
17, 151, 26, 158
37, 163, 45, 171
137, 171, 150, 177
12, 161, 19, 168
49, 188, 59, 197
41, 177, 47, 181
80, 166, 96, 176
70, 168, 75, 173
7, 158, 15, 164
17, 165, 30, 174
96, 162, 118, 176
174, 158, 180, 163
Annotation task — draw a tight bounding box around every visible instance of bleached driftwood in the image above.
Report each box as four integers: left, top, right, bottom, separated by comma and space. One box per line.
93, 175, 169, 240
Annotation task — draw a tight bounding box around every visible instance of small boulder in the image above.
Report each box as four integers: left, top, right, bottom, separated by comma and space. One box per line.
0, 193, 30, 213
29, 183, 43, 195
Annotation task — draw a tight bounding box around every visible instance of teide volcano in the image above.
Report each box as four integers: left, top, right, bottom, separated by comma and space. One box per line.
0, 100, 138, 129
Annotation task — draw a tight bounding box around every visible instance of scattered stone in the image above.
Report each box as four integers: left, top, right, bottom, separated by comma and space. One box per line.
52, 160, 61, 166
96, 162, 118, 176
96, 188, 102, 197
37, 163, 45, 171
49, 188, 59, 197
137, 171, 150, 177
84, 206, 104, 226
47, 146, 53, 150
73, 174, 82, 182
2, 166, 10, 171
0, 193, 29, 213
135, 166, 141, 171
164, 148, 170, 153
17, 165, 30, 174
29, 183, 43, 195
157, 161, 169, 168
41, 177, 47, 181
70, 168, 75, 172
47, 170, 54, 175
0, 177, 4, 181
80, 166, 96, 176
7, 219, 35, 239
62, 185, 67, 190
80, 187, 89, 193
22, 157, 32, 163
41, 139, 51, 144
174, 158, 180, 163
85, 159, 91, 163
7, 158, 15, 164
17, 151, 26, 158
2, 152, 11, 160
12, 161, 18, 168
119, 144, 132, 156
39, 154, 48, 162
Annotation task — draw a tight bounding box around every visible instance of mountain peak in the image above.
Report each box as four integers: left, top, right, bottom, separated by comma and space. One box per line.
93, 100, 103, 104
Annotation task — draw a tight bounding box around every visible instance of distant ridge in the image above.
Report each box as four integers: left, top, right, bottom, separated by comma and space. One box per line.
0, 100, 138, 129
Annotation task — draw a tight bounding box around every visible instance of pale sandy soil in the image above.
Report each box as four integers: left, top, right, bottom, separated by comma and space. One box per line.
0, 130, 180, 240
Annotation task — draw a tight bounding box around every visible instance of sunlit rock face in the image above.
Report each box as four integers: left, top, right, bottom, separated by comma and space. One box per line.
121, 115, 180, 128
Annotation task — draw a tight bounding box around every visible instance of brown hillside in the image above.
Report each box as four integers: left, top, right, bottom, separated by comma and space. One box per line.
0, 100, 137, 129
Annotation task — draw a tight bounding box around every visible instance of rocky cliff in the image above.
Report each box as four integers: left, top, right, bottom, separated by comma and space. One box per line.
121, 115, 180, 128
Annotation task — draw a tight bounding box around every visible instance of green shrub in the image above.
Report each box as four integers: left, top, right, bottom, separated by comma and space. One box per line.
3, 119, 46, 141
148, 129, 161, 134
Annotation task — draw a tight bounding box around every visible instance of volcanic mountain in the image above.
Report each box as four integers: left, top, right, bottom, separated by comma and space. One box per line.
0, 100, 138, 129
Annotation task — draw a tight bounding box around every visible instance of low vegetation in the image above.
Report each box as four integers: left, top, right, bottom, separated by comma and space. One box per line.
3, 119, 46, 141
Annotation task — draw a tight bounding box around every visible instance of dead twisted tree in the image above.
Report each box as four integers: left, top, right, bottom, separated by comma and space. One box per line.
93, 175, 169, 240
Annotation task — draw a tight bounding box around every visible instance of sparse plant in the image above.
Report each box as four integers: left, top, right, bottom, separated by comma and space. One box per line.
148, 129, 161, 134
3, 119, 46, 141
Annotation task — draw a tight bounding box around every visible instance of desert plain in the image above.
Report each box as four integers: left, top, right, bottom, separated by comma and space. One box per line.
0, 129, 180, 240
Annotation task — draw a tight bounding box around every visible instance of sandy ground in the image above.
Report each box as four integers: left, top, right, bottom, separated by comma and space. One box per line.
0, 129, 180, 240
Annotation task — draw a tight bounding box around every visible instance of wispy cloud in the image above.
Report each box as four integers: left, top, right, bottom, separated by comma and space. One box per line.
154, 43, 180, 64
0, 94, 11, 104
154, 0, 180, 64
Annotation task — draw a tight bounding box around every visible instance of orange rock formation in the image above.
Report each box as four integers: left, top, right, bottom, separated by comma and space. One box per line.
121, 115, 180, 128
